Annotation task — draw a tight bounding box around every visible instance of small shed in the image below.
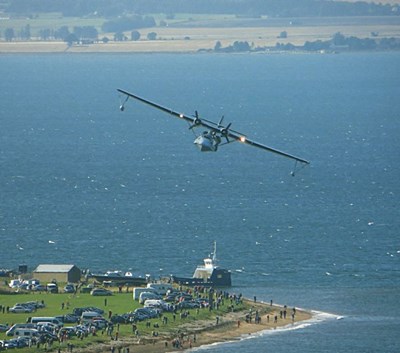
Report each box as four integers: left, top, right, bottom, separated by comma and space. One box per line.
33, 264, 81, 283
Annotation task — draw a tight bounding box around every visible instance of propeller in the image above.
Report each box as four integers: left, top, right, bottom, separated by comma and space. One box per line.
219, 121, 232, 144
189, 110, 202, 129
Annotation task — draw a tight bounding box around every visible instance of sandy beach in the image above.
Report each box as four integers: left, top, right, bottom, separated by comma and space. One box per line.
72, 300, 312, 353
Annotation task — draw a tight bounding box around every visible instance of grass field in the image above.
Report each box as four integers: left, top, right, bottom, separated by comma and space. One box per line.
0, 283, 251, 352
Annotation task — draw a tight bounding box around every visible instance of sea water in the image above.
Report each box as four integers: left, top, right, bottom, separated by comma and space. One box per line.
0, 52, 399, 352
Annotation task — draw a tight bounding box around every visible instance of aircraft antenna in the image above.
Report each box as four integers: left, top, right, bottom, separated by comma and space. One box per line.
212, 241, 217, 263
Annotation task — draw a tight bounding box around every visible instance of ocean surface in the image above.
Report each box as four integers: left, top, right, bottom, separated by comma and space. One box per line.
1, 52, 399, 352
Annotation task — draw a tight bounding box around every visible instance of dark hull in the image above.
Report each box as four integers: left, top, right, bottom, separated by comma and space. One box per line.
172, 268, 231, 287
89, 274, 147, 286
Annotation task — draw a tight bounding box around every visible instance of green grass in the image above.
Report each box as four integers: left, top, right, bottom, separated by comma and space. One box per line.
0, 284, 250, 352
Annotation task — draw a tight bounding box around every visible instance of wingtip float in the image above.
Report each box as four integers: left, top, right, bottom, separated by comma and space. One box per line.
117, 88, 310, 174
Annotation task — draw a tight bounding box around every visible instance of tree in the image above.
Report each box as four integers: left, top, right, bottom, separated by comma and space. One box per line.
55, 26, 70, 41
39, 28, 52, 41
214, 41, 222, 51
332, 32, 346, 46
73, 26, 98, 43
278, 31, 287, 39
303, 40, 330, 51
64, 33, 79, 46
20, 24, 31, 40
131, 30, 140, 41
5, 28, 14, 42
232, 41, 251, 52
114, 32, 125, 41
147, 32, 157, 40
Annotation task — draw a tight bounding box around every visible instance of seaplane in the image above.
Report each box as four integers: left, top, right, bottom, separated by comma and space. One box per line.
117, 88, 310, 174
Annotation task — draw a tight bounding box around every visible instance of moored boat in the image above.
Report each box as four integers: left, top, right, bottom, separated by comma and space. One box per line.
171, 242, 231, 287
88, 270, 147, 286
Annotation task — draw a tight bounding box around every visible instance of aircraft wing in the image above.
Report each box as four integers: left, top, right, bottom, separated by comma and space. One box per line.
118, 88, 229, 131
118, 88, 310, 165
118, 88, 199, 126
227, 130, 310, 165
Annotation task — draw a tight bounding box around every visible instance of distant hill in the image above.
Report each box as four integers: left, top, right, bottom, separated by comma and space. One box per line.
3, 0, 399, 18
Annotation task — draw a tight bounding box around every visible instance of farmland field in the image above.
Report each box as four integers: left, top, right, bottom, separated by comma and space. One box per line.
1, 13, 399, 53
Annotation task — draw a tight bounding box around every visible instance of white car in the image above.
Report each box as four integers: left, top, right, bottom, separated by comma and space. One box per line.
9, 305, 33, 313
64, 284, 75, 293
91, 319, 109, 329
8, 279, 21, 288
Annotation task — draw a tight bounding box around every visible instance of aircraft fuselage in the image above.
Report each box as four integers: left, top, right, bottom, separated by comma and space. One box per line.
193, 132, 220, 152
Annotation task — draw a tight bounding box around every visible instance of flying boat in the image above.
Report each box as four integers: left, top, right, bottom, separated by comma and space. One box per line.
117, 88, 310, 174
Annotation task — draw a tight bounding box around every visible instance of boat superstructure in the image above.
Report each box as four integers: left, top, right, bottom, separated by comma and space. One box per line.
172, 242, 231, 287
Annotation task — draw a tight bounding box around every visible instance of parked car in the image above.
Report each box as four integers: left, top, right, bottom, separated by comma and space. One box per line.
56, 314, 80, 323
36, 322, 58, 332
139, 291, 161, 304
9, 305, 34, 313
8, 279, 21, 288
80, 286, 93, 293
80, 311, 103, 324
177, 300, 200, 309
72, 307, 104, 316
33, 284, 46, 291
0, 324, 9, 332
90, 288, 112, 296
64, 284, 75, 293
17, 280, 37, 290
74, 325, 91, 336
13, 301, 43, 312
39, 332, 58, 341
133, 307, 160, 320
1, 339, 19, 349
47, 283, 58, 293
5, 323, 37, 336
25, 301, 45, 309
91, 318, 109, 329
110, 314, 129, 324
58, 327, 77, 338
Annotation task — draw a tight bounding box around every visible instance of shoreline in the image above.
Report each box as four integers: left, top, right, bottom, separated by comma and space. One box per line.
72, 300, 314, 353
0, 278, 323, 353
1, 40, 399, 55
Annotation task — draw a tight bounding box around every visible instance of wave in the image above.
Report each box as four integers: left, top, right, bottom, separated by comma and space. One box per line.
175, 309, 341, 352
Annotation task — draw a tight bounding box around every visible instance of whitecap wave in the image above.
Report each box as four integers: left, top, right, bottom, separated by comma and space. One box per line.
176, 309, 341, 352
